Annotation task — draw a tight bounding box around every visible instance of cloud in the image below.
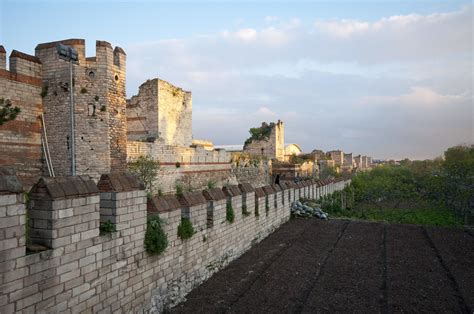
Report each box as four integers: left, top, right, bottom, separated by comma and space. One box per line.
360, 87, 470, 108
234, 28, 258, 42
124, 6, 472, 160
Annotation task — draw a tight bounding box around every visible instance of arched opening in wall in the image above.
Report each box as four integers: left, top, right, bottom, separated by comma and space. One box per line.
114, 74, 119, 82
88, 70, 96, 79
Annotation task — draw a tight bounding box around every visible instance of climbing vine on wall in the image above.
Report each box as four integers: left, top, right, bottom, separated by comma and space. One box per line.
0, 98, 21, 126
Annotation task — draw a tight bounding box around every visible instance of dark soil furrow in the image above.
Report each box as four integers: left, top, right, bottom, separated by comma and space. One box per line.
422, 227, 471, 313
427, 227, 474, 311
301, 221, 384, 313
380, 224, 389, 314
227, 220, 348, 314
173, 220, 472, 313
224, 221, 312, 312
385, 225, 461, 312
293, 221, 349, 313
172, 219, 313, 313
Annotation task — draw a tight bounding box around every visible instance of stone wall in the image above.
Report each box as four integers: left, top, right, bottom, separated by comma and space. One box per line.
127, 141, 232, 193
0, 47, 44, 188
329, 150, 344, 166
127, 79, 192, 147
35, 39, 127, 180
0, 170, 349, 313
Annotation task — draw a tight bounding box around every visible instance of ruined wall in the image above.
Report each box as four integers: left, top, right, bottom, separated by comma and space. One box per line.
126, 79, 192, 147
343, 153, 353, 167
35, 39, 127, 180
243, 120, 285, 161
127, 141, 232, 193
329, 150, 344, 166
0, 47, 43, 188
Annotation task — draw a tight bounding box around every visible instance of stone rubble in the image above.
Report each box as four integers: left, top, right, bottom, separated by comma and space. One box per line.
291, 200, 328, 219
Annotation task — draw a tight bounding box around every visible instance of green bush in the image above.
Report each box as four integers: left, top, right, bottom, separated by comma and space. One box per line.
244, 122, 275, 147
175, 183, 184, 196
128, 155, 160, 194
207, 180, 216, 189
100, 220, 116, 235
145, 215, 168, 254
178, 217, 195, 240
226, 202, 235, 223
0, 99, 21, 126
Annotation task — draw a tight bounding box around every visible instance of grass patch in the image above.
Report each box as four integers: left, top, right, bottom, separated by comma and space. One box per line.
326, 204, 462, 227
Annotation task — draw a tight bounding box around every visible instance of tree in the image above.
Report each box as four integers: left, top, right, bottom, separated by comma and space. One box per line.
440, 145, 474, 223
127, 155, 160, 194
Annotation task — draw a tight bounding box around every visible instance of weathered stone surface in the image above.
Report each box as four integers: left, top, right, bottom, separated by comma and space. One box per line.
202, 188, 226, 201
238, 183, 254, 194
0, 168, 23, 194
30, 176, 98, 200
178, 191, 207, 207
222, 185, 242, 197
97, 173, 143, 192
262, 185, 275, 195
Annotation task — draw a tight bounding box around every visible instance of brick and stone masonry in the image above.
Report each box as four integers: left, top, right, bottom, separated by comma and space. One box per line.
0, 169, 350, 313
35, 39, 128, 180
0, 47, 43, 188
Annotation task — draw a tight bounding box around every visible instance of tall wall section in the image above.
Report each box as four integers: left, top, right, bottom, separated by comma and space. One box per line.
0, 47, 43, 188
35, 39, 127, 180
126, 78, 192, 147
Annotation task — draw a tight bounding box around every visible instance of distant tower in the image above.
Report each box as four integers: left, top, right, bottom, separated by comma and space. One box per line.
243, 120, 285, 161
35, 39, 127, 179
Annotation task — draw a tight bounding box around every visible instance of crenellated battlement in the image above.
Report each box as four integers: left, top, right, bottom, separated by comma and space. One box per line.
0, 168, 350, 313
0, 46, 42, 85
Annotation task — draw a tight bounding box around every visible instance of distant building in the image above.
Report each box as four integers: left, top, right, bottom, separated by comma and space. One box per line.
284, 143, 303, 161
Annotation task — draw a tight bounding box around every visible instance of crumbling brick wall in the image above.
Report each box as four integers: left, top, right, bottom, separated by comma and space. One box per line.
0, 47, 43, 188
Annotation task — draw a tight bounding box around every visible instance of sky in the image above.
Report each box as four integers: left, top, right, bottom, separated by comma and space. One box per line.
1, 0, 472, 160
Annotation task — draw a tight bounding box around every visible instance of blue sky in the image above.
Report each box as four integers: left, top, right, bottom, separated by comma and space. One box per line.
1, 0, 472, 159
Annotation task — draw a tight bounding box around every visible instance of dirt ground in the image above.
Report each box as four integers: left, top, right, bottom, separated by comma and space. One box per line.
171, 219, 474, 313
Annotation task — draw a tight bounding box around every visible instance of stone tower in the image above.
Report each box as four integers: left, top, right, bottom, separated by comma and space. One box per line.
35, 39, 127, 180
126, 78, 192, 147
243, 120, 285, 161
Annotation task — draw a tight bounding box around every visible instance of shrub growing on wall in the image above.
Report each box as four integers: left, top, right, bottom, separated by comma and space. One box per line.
145, 215, 168, 254
0, 98, 21, 126
226, 202, 235, 223
99, 220, 116, 235
177, 217, 195, 240
128, 155, 160, 194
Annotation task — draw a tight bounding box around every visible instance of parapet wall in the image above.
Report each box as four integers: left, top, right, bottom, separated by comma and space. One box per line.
0, 170, 349, 313
0, 47, 44, 188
